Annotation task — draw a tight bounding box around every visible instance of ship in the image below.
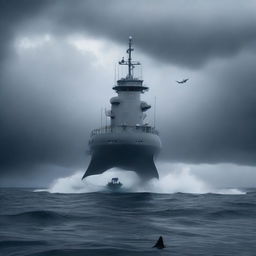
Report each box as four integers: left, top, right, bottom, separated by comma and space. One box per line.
107, 178, 123, 191
82, 36, 161, 181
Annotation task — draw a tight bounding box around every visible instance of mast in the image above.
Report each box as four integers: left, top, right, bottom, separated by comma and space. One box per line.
127, 36, 133, 78
119, 36, 140, 79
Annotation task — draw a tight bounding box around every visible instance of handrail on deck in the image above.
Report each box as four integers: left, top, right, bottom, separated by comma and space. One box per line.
91, 125, 159, 136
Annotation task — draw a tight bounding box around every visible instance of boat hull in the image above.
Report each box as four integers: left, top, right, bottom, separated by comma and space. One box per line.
83, 131, 161, 180
107, 182, 123, 191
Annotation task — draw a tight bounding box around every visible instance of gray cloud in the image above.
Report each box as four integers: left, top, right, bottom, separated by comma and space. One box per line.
158, 49, 256, 165
0, 0, 51, 62
47, 0, 256, 68
0, 38, 109, 177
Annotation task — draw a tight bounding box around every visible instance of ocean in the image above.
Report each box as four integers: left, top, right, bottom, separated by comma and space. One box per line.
0, 186, 256, 256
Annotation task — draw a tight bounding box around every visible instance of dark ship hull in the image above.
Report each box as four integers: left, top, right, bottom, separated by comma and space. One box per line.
82, 128, 161, 180
83, 144, 159, 180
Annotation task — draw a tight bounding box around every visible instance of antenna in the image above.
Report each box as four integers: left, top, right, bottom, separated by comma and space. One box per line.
114, 63, 116, 84
105, 107, 107, 127
117, 63, 119, 80
118, 36, 140, 79
101, 107, 103, 128
154, 96, 156, 128
128, 36, 133, 78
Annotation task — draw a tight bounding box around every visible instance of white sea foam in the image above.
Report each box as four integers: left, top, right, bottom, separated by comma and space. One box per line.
44, 167, 245, 195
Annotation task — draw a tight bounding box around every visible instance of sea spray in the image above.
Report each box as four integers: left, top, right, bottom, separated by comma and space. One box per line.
142, 167, 209, 194
45, 167, 245, 194
47, 168, 139, 193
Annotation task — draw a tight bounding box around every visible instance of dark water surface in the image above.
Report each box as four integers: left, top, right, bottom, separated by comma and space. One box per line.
0, 188, 256, 256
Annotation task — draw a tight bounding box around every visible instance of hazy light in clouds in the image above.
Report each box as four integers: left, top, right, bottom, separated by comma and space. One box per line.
15, 34, 52, 50
67, 36, 109, 67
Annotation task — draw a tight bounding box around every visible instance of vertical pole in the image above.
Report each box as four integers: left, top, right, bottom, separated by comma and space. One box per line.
154, 96, 156, 128
105, 107, 107, 128
101, 108, 103, 129
128, 36, 132, 78
117, 63, 119, 80
114, 63, 116, 84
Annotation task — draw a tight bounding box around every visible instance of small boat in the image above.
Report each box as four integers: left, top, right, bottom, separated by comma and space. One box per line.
107, 178, 123, 191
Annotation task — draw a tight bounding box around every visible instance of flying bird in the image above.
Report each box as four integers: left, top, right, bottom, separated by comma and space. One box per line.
176, 78, 189, 84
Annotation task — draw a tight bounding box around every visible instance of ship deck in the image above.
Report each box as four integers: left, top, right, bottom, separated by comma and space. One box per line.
91, 125, 159, 136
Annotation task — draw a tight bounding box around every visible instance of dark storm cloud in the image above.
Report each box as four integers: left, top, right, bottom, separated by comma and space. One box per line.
0, 0, 256, 185
159, 51, 256, 165
0, 38, 111, 178
1, 0, 256, 66
2, 0, 255, 68
48, 0, 256, 68
0, 0, 51, 62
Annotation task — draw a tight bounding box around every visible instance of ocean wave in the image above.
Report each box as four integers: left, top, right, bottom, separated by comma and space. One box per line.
228, 202, 256, 207
0, 240, 47, 248
206, 188, 246, 195
208, 209, 254, 219
24, 248, 156, 256
0, 210, 71, 224
1, 187, 256, 256
41, 168, 246, 195
148, 208, 203, 217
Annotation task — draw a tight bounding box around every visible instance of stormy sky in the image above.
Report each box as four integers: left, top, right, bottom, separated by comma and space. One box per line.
1, 0, 256, 187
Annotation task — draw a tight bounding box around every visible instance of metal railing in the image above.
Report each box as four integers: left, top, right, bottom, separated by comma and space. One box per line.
91, 125, 159, 136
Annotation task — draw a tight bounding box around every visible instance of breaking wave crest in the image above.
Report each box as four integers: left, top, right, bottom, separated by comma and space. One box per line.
41, 167, 245, 195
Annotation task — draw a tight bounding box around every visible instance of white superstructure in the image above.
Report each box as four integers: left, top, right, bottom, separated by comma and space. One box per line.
83, 37, 161, 180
